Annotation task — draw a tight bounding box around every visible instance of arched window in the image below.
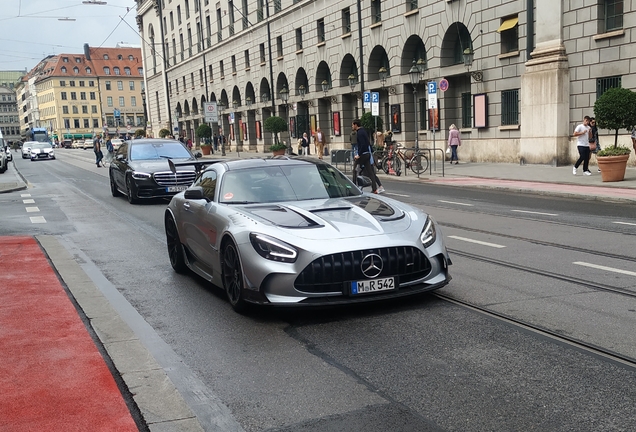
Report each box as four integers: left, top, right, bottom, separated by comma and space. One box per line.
103, 54, 109, 60
128, 55, 134, 60
85, 67, 92, 74
73, 67, 79, 74
104, 67, 111, 75
124, 67, 131, 75
114, 67, 120, 75
138, 67, 144, 75
118, 55, 123, 60
61, 66, 67, 73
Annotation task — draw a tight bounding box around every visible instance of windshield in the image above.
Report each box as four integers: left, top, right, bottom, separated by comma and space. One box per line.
130, 142, 192, 160
33, 132, 48, 143
219, 164, 361, 204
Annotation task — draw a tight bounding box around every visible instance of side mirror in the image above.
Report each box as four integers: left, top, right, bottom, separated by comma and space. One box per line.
184, 186, 209, 201
195, 151, 202, 158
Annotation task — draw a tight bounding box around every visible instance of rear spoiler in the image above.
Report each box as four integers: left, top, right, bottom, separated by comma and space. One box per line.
167, 158, 223, 175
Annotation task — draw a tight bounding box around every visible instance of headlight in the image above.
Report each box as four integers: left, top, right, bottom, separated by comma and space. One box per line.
131, 171, 151, 180
420, 216, 436, 248
250, 233, 298, 263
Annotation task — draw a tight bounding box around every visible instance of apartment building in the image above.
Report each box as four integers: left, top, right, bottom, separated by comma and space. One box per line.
0, 86, 21, 145
136, 0, 636, 164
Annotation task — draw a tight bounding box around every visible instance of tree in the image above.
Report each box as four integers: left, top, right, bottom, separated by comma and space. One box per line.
159, 128, 171, 138
593, 87, 636, 148
360, 111, 383, 135
196, 123, 212, 145
134, 129, 146, 138
263, 116, 287, 145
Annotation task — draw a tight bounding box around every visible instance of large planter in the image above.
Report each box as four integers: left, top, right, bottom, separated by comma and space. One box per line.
597, 154, 630, 182
200, 145, 211, 155
272, 149, 286, 156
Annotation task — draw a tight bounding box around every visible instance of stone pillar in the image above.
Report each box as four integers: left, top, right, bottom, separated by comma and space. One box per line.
520, 0, 570, 165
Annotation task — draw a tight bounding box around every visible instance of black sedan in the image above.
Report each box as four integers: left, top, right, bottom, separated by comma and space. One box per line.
109, 139, 199, 204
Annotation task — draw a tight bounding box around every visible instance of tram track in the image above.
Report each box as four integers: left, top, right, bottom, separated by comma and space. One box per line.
435, 291, 636, 370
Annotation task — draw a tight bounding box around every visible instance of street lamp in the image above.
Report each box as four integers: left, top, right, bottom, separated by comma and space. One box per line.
409, 61, 420, 162
298, 85, 306, 100
463, 48, 483, 81
348, 74, 357, 91
378, 67, 388, 87
217, 101, 226, 155
279, 87, 290, 153
246, 96, 252, 108
141, 88, 147, 128
232, 100, 239, 110
261, 92, 269, 103
321, 80, 329, 96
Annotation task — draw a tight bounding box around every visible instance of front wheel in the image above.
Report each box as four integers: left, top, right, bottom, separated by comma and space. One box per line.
126, 175, 139, 204
410, 153, 429, 175
382, 155, 402, 176
109, 172, 120, 197
222, 242, 246, 313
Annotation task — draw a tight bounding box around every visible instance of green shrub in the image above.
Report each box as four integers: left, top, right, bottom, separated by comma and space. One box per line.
593, 87, 636, 148
159, 128, 170, 138
596, 145, 632, 157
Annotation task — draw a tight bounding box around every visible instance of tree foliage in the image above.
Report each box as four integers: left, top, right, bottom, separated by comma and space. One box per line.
196, 123, 212, 139
593, 87, 636, 147
134, 129, 146, 138
263, 116, 287, 145
360, 112, 383, 135
159, 128, 171, 138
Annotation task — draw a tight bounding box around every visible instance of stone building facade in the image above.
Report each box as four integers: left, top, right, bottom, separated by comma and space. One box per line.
136, 0, 636, 164
0, 86, 21, 145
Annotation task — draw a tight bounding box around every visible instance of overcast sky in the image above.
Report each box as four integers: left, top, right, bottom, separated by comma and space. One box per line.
0, 0, 140, 72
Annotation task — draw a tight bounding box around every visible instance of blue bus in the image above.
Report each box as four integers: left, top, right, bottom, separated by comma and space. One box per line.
27, 127, 50, 144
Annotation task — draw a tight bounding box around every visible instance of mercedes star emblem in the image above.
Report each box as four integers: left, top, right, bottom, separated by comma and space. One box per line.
361, 253, 383, 278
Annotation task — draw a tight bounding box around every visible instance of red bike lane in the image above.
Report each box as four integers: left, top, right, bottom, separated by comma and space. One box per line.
0, 236, 138, 431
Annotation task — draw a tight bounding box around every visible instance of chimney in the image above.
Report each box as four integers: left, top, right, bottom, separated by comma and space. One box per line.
84, 44, 91, 60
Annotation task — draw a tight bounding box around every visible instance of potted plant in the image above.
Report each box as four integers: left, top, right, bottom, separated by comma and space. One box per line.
269, 142, 288, 156
196, 124, 213, 155
264, 116, 288, 154
593, 87, 636, 182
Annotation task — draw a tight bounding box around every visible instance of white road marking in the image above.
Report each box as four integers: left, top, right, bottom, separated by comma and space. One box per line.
613, 221, 636, 226
386, 192, 410, 197
448, 236, 506, 248
511, 210, 558, 216
438, 200, 473, 206
29, 216, 47, 224
21, 194, 31, 197
26, 207, 40, 213
23, 199, 35, 204
573, 262, 636, 277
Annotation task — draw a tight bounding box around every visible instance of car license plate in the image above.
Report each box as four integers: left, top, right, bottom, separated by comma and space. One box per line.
166, 186, 188, 192
351, 277, 395, 295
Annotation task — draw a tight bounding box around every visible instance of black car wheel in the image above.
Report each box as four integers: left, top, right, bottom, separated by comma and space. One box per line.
126, 175, 139, 204
109, 171, 120, 197
165, 214, 188, 274
222, 242, 246, 312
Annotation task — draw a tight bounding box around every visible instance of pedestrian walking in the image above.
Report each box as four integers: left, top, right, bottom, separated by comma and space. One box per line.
588, 117, 601, 172
300, 132, 309, 156
573, 116, 592, 175
448, 124, 461, 164
218, 132, 226, 154
314, 127, 325, 159
104, 136, 114, 165
351, 119, 384, 194
94, 136, 103, 167
213, 133, 219, 152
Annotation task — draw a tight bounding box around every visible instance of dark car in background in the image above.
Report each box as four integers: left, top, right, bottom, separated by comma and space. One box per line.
109, 139, 199, 204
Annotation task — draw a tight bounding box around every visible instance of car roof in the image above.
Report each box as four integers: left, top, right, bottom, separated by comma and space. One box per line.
220, 156, 327, 171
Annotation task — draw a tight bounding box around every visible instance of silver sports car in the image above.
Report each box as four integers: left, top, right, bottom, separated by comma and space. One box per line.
165, 157, 452, 312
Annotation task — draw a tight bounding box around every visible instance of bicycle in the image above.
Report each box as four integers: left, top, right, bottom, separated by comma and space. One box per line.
381, 142, 429, 175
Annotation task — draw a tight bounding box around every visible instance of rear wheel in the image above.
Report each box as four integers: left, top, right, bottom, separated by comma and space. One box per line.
222, 242, 246, 313
165, 214, 188, 274
382, 155, 402, 176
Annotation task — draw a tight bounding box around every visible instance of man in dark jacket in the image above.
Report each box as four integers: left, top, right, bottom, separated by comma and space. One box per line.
352, 119, 379, 193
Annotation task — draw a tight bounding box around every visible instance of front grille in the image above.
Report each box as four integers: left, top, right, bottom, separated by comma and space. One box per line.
295, 246, 431, 294
153, 170, 196, 187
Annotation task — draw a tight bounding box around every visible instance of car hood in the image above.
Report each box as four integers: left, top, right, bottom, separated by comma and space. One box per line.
31, 147, 53, 152
235, 196, 420, 239
129, 158, 195, 172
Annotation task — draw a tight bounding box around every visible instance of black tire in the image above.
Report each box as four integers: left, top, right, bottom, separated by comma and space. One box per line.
109, 171, 120, 197
382, 155, 402, 176
410, 153, 429, 175
126, 175, 139, 204
165, 214, 188, 274
222, 242, 246, 312
372, 150, 384, 170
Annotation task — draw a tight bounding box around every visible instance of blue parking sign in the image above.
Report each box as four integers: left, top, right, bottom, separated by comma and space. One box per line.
363, 91, 371, 103
428, 82, 437, 94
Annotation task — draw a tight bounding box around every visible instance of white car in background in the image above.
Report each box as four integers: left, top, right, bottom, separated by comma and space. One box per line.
110, 138, 124, 151
83, 139, 94, 150
22, 141, 37, 159
29, 142, 55, 161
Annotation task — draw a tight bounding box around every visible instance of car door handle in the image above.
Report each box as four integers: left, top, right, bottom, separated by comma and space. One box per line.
183, 202, 191, 210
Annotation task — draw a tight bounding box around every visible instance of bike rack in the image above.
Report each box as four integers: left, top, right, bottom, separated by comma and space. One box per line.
419, 148, 445, 177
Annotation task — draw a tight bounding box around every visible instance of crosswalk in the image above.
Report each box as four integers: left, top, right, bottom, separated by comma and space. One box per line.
22, 194, 47, 224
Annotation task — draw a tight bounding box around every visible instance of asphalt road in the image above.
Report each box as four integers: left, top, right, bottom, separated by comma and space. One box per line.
2, 150, 636, 432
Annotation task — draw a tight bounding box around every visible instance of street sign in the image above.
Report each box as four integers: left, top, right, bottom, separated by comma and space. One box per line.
371, 91, 380, 116
126, 125, 132, 132
203, 102, 218, 123
427, 81, 438, 109
439, 78, 449, 92
363, 91, 371, 109
113, 109, 121, 118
